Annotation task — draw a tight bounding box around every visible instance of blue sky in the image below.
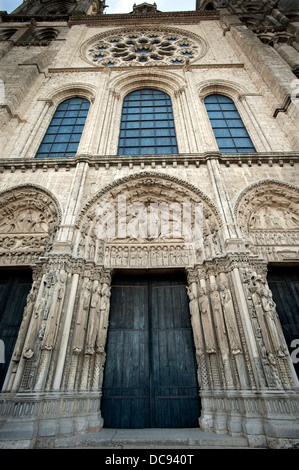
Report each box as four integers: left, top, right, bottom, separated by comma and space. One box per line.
0, 0, 196, 14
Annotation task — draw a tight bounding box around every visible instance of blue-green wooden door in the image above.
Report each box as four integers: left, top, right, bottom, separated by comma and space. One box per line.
101, 272, 200, 428
0, 270, 32, 389
268, 266, 299, 379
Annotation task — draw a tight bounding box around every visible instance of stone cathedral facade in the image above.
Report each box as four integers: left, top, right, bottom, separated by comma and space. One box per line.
0, 0, 298, 448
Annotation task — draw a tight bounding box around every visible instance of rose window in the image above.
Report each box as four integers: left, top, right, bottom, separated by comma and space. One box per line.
83, 29, 206, 67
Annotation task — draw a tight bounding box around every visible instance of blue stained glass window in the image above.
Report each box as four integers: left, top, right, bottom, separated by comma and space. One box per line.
36, 97, 90, 158
204, 94, 255, 153
118, 89, 178, 156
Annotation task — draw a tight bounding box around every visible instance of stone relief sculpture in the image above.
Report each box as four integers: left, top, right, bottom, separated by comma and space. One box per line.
209, 281, 234, 388
73, 277, 92, 355
42, 269, 67, 351
0, 186, 60, 266
219, 280, 242, 355
187, 285, 205, 359
248, 272, 289, 358
85, 280, 102, 355
96, 279, 111, 355
198, 286, 216, 354
235, 181, 299, 263
75, 173, 222, 268
23, 277, 51, 360
240, 266, 295, 388
260, 286, 289, 358
12, 282, 38, 362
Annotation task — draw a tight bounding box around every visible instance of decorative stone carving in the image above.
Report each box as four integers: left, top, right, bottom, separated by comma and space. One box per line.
0, 186, 60, 264
240, 266, 295, 389
235, 181, 299, 262
12, 282, 39, 362
81, 27, 207, 67
76, 173, 222, 267
219, 280, 242, 355
198, 286, 216, 354
41, 269, 67, 351
85, 280, 102, 355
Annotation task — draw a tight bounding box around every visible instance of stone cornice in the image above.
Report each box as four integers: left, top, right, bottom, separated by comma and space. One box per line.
0, 11, 219, 26
48, 63, 244, 73
68, 11, 220, 27
0, 152, 297, 172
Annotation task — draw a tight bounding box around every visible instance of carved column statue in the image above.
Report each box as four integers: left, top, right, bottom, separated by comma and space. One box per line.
243, 268, 296, 389
218, 279, 242, 355
34, 267, 68, 391
67, 274, 92, 390
12, 280, 39, 363
85, 279, 102, 355
197, 274, 221, 389
186, 270, 209, 389
198, 285, 216, 355
218, 274, 249, 389
209, 279, 234, 389
76, 268, 112, 391
93, 270, 112, 391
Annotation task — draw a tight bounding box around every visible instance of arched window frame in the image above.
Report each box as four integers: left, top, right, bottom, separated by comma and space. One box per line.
197, 81, 273, 153
35, 97, 91, 159
98, 72, 198, 155
117, 88, 179, 156
21, 87, 95, 160
203, 93, 256, 154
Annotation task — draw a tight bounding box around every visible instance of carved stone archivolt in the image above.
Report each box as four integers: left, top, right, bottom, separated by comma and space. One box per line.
235, 180, 299, 262
75, 172, 223, 267
81, 26, 208, 68
0, 185, 61, 265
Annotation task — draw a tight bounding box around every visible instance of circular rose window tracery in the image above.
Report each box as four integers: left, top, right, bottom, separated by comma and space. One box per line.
82, 28, 207, 67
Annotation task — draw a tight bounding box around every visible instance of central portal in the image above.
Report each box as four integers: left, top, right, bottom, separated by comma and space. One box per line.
101, 271, 200, 428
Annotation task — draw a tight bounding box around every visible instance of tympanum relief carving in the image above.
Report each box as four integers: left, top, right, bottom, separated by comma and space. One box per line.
236, 182, 299, 262
0, 187, 60, 265
76, 174, 223, 268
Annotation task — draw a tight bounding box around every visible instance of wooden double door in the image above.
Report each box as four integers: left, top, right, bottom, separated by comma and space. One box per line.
101, 272, 200, 428
268, 266, 299, 379
0, 269, 32, 390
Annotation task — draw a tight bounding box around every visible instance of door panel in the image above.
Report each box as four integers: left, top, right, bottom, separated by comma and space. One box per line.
101, 272, 200, 428
267, 266, 299, 378
150, 276, 200, 427
0, 270, 32, 389
101, 279, 149, 429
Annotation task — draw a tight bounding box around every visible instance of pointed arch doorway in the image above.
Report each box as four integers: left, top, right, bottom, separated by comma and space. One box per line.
101, 270, 201, 428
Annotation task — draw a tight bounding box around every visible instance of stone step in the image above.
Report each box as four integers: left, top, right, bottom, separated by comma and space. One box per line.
48, 428, 250, 449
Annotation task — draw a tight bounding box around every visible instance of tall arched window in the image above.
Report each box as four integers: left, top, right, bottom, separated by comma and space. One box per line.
36, 97, 90, 158
204, 94, 256, 153
118, 89, 178, 155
